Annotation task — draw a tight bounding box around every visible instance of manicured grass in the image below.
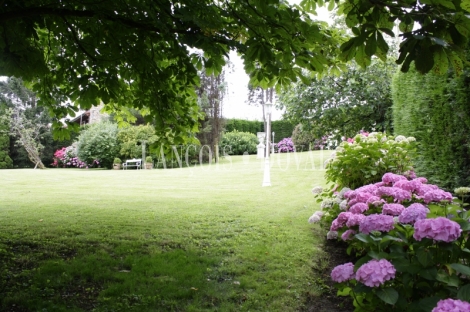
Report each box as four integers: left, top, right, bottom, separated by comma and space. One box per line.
0, 151, 329, 311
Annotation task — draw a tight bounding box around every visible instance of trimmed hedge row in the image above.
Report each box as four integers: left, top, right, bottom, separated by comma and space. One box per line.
223, 118, 295, 142
391, 63, 470, 191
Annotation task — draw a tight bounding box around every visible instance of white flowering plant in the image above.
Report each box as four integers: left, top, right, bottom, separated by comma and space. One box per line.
325, 132, 416, 190
321, 172, 470, 311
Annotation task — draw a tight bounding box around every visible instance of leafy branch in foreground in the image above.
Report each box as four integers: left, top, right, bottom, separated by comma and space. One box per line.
2, 0, 469, 141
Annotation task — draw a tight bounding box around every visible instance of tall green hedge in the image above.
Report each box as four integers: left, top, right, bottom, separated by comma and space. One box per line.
224, 119, 263, 135
391, 64, 470, 190
223, 118, 295, 142
0, 103, 13, 169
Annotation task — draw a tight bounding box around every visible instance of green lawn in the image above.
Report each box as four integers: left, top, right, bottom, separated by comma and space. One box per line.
0, 151, 329, 311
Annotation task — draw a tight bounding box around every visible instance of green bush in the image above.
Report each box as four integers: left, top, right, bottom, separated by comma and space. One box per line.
220, 130, 258, 155
291, 124, 312, 150
325, 132, 416, 189
117, 124, 158, 159
77, 122, 119, 169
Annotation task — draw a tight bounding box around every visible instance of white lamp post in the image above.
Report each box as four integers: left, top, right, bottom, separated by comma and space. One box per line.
262, 103, 273, 187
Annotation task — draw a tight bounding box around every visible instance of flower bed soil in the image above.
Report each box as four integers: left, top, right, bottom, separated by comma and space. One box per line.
301, 230, 355, 312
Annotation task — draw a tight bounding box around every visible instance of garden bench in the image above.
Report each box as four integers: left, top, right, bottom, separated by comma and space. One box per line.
123, 158, 142, 170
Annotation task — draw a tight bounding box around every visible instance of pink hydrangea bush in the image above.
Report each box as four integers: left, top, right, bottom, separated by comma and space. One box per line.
320, 172, 470, 310
52, 145, 100, 168
277, 137, 295, 153
432, 299, 470, 312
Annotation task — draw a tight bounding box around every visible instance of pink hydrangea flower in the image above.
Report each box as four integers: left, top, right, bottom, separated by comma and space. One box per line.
330, 219, 341, 231
413, 177, 428, 184
377, 187, 412, 202
346, 214, 366, 227
392, 188, 413, 202
359, 214, 395, 234
423, 189, 453, 204
382, 204, 405, 216
354, 191, 374, 203
398, 203, 429, 224
366, 195, 382, 205
382, 173, 407, 184
355, 184, 379, 195
356, 259, 396, 287
331, 262, 355, 283
376, 187, 395, 197
393, 179, 421, 192
341, 229, 357, 241
349, 203, 369, 214
337, 212, 352, 224
331, 212, 355, 231
416, 183, 439, 196
347, 199, 359, 207
432, 298, 470, 312
413, 217, 462, 242
344, 190, 356, 199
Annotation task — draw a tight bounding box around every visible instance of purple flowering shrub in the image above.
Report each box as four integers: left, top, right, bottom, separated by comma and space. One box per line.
310, 171, 470, 311
277, 137, 295, 153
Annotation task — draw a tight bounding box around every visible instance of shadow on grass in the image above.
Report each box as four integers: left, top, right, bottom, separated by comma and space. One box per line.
0, 240, 246, 311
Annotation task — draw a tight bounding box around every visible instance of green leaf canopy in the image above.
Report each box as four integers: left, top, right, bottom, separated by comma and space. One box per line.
1, 0, 470, 140
0, 0, 335, 140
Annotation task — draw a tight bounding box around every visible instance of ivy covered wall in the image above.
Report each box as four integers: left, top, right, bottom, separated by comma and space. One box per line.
392, 64, 470, 190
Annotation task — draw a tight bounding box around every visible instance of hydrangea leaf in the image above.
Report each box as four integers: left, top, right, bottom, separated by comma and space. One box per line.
455, 219, 470, 231
337, 286, 351, 296
376, 287, 398, 305
457, 284, 470, 302
450, 263, 470, 276
416, 248, 434, 268
436, 271, 460, 287
367, 250, 388, 260
418, 297, 442, 312
420, 267, 437, 280
355, 233, 375, 244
